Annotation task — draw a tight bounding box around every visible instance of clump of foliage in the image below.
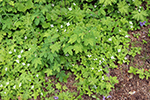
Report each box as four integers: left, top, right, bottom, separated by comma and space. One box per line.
0, 0, 149, 99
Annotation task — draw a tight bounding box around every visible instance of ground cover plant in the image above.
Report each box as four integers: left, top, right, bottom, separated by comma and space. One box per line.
0, 0, 150, 100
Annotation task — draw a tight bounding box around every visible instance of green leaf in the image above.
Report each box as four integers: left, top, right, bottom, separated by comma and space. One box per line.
68, 34, 78, 44
16, 3, 26, 12
51, 12, 58, 21
45, 69, 53, 76
136, 69, 144, 75
118, 0, 129, 15
46, 13, 51, 21
110, 76, 119, 85
63, 46, 73, 55
56, 71, 67, 82
98, 8, 106, 16
34, 18, 40, 25
133, 0, 142, 6
73, 43, 83, 54
132, 10, 148, 21
42, 22, 50, 28
47, 53, 54, 63
99, 0, 117, 6
26, 0, 34, 9
63, 85, 68, 90
145, 71, 150, 80
52, 61, 61, 72
128, 66, 138, 75
56, 83, 61, 90
32, 58, 42, 68
139, 74, 145, 79
50, 42, 61, 53
84, 37, 95, 46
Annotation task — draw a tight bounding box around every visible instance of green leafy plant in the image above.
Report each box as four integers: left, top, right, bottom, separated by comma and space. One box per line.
142, 40, 147, 44
133, 33, 141, 38
0, 0, 146, 99
128, 66, 150, 80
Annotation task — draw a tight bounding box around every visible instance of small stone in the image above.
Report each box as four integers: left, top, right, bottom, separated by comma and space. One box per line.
129, 91, 136, 95
129, 74, 133, 79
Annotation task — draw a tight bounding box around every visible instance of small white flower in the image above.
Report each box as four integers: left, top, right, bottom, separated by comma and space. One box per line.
9, 51, 12, 54
124, 57, 127, 60
99, 60, 102, 65
111, 56, 115, 59
4, 92, 6, 94
125, 35, 129, 38
18, 55, 21, 58
51, 4, 54, 6
118, 49, 121, 52
87, 55, 92, 57
65, 54, 69, 56
28, 48, 31, 51
21, 50, 23, 53
61, 25, 63, 28
102, 58, 105, 61
0, 84, 3, 87
129, 21, 133, 24
73, 3, 76, 6
31, 85, 34, 89
68, 7, 72, 11
139, 6, 141, 8
29, 80, 31, 81
95, 37, 97, 39
123, 60, 125, 63
5, 68, 7, 71
103, 5, 105, 7
57, 29, 58, 31
13, 85, 16, 89
117, 11, 120, 13
132, 0, 134, 1
109, 38, 112, 41
72, 64, 74, 66
119, 30, 121, 32
36, 74, 39, 77
64, 29, 66, 32
16, 60, 19, 63
51, 24, 54, 27
19, 83, 22, 87
6, 82, 9, 85
35, 54, 37, 57
66, 22, 70, 26
128, 4, 130, 6
91, 67, 94, 70
98, 69, 102, 72
138, 9, 140, 12
102, 76, 104, 80
22, 63, 25, 66
14, 49, 16, 52
94, 5, 97, 8
94, 58, 97, 60
24, 36, 27, 40
27, 63, 30, 66
130, 26, 133, 28
41, 92, 43, 96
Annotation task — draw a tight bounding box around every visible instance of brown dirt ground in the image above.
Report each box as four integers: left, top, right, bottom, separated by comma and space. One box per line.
109, 23, 150, 100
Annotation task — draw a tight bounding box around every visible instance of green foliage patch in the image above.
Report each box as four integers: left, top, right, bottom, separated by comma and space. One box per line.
0, 0, 149, 99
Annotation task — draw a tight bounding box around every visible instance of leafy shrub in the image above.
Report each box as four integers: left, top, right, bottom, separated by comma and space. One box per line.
0, 0, 148, 99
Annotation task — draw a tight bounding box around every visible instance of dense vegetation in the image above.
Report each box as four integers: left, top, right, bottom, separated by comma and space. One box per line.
0, 0, 150, 99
